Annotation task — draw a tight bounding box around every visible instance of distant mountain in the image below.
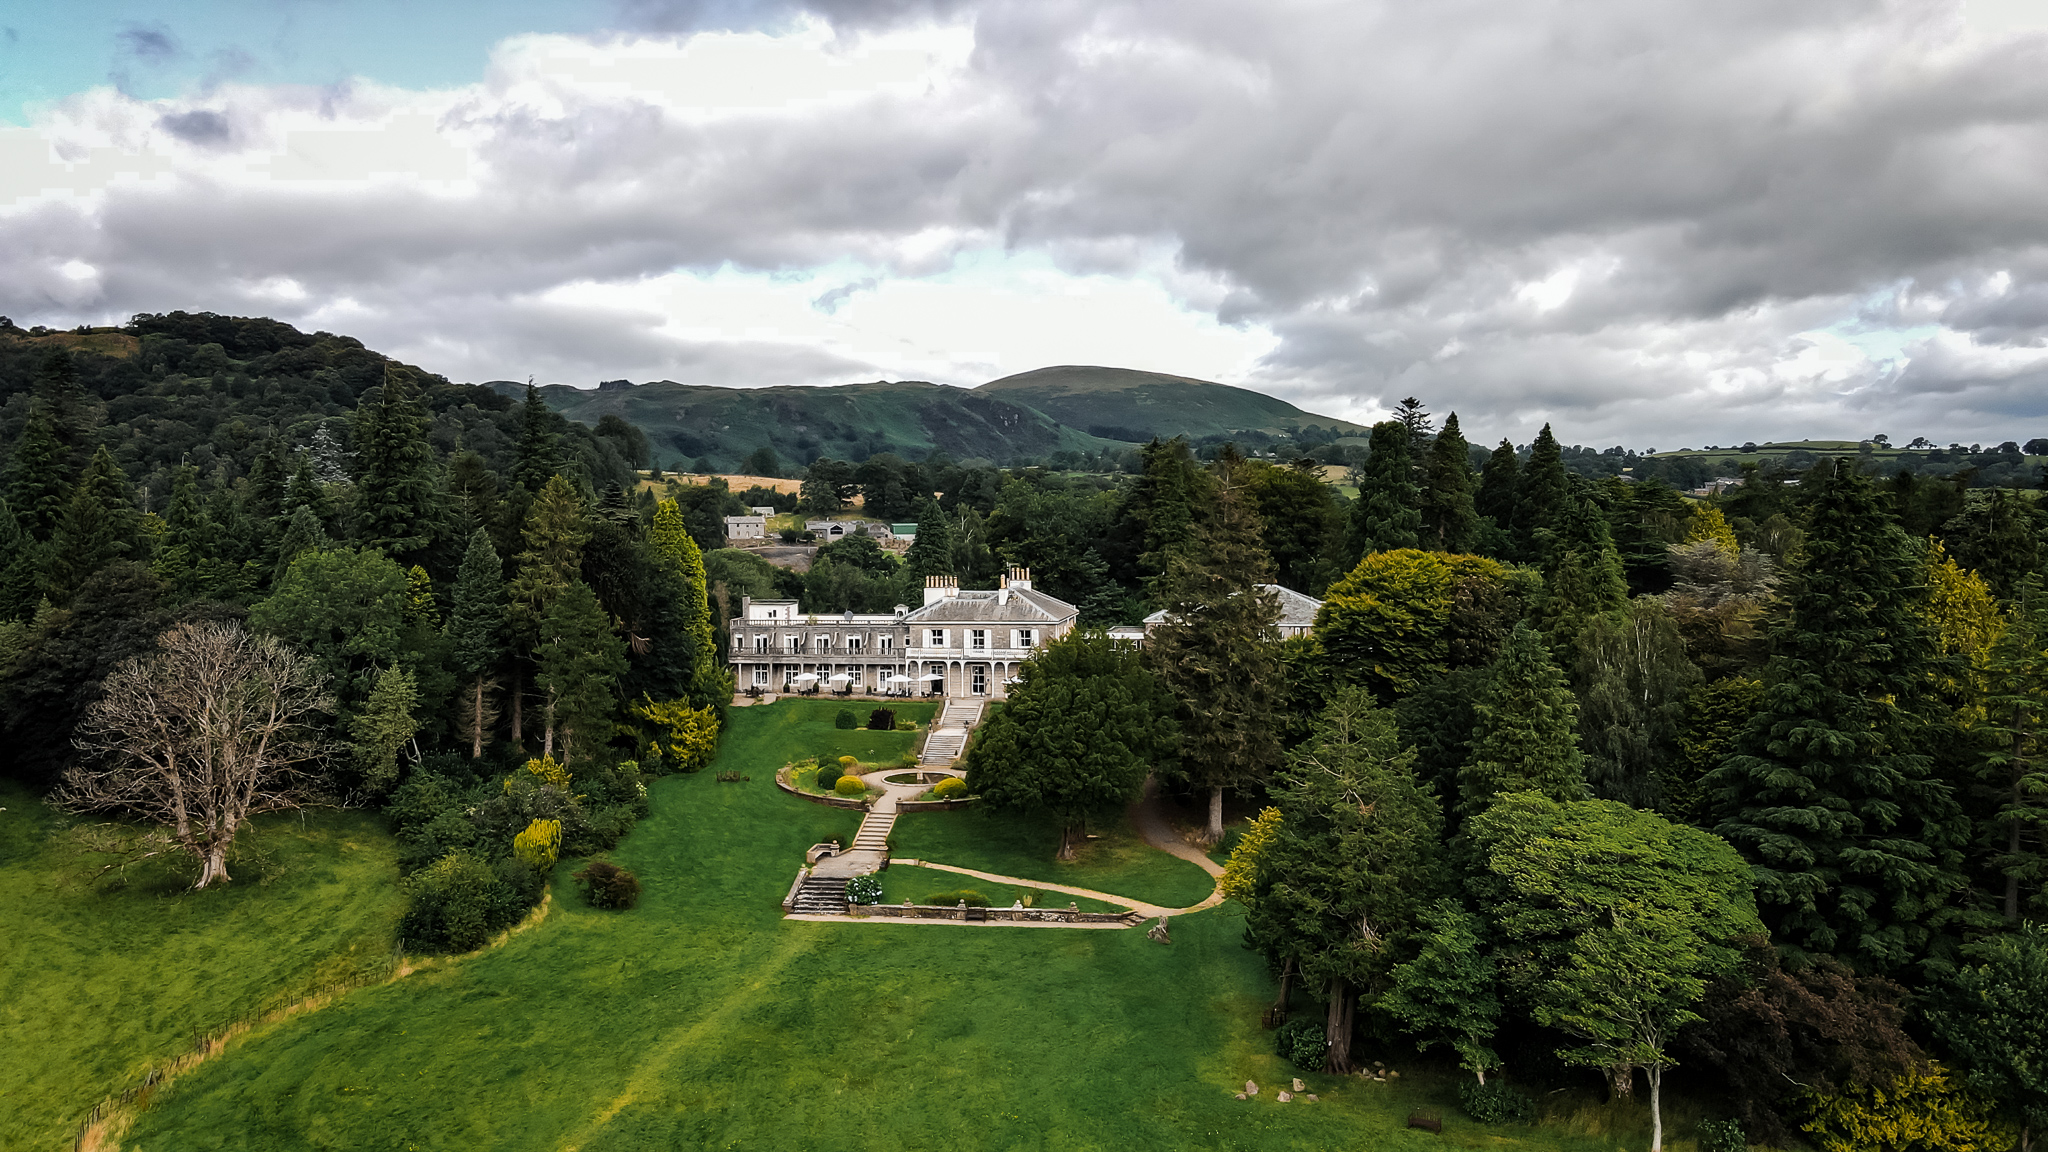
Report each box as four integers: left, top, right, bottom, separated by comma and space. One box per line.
976, 365, 1368, 443
519, 365, 1367, 470
510, 378, 1117, 471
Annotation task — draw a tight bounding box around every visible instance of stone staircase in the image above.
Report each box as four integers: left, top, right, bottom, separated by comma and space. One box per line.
850, 809, 896, 855
790, 875, 850, 915
919, 698, 986, 766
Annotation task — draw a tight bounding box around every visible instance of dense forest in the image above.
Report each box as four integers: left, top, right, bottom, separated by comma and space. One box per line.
4, 312, 2046, 1149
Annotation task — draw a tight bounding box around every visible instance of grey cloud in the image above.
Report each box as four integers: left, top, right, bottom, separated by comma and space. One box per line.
158, 109, 233, 145
16, 0, 2048, 445
116, 24, 180, 63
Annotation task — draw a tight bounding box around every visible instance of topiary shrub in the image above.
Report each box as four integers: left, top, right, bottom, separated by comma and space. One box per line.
1459, 1080, 1533, 1124
895, 720, 916, 731
572, 860, 642, 909
846, 874, 883, 905
834, 774, 868, 797
835, 709, 857, 729
838, 755, 858, 773
1274, 1017, 1326, 1071
1696, 1119, 1746, 1152
815, 761, 843, 792
922, 888, 991, 907
867, 708, 896, 731
931, 777, 968, 799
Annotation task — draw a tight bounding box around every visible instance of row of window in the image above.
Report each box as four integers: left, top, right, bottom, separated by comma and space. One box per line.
747, 663, 998, 694
736, 629, 1038, 655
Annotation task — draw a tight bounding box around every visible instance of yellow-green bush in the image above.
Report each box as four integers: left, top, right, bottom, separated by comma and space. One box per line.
513, 818, 562, 871
931, 777, 968, 799
834, 774, 868, 797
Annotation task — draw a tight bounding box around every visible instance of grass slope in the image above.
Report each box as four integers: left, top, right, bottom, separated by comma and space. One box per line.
978, 365, 1369, 443
118, 700, 1678, 1151
0, 785, 404, 1151
530, 379, 1117, 472
892, 804, 1216, 909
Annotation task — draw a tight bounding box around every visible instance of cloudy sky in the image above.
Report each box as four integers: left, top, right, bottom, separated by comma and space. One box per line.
5, 0, 2048, 449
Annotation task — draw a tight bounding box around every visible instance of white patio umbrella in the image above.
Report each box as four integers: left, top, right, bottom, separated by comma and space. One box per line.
885, 674, 914, 684
827, 673, 853, 683
792, 673, 819, 683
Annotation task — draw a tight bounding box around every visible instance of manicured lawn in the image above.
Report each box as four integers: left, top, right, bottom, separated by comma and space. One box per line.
872, 863, 1129, 913
0, 783, 405, 1152
893, 803, 1218, 909
108, 700, 1676, 1151
729, 697, 937, 773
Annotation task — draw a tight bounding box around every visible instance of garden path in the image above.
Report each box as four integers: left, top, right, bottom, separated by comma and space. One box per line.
1127, 777, 1227, 880
889, 858, 1225, 918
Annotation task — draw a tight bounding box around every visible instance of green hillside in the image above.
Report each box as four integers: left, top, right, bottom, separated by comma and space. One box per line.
977, 365, 1368, 442
521, 366, 1369, 471
516, 379, 1118, 471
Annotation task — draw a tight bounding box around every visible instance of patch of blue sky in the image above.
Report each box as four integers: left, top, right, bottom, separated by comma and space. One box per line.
1818, 319, 1942, 369
0, 0, 609, 124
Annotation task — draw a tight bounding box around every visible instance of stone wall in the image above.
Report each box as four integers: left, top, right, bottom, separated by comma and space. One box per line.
847, 902, 1142, 926
772, 774, 869, 810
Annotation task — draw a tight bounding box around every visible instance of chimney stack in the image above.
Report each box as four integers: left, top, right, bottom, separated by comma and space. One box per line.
1007, 567, 1032, 591
923, 574, 959, 606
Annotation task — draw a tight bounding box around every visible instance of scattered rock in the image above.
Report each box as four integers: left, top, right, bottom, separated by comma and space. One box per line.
1234, 1093, 1246, 1101
1305, 1094, 1319, 1103
1388, 1070, 1400, 1079
1277, 1091, 1293, 1103
1291, 1079, 1305, 1092
1148, 916, 1172, 945
1245, 1080, 1258, 1096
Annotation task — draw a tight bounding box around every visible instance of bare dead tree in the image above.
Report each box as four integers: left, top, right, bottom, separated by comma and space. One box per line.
60, 621, 332, 889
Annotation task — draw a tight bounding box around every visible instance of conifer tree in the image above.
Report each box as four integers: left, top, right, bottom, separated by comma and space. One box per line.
1942, 487, 2045, 600
513, 384, 566, 494
5, 405, 70, 542
1710, 458, 1970, 973
1535, 488, 1629, 649
1124, 437, 1210, 603
1978, 580, 2048, 922
1238, 687, 1445, 1074
904, 497, 955, 579
535, 580, 627, 765
1474, 438, 1520, 537
507, 475, 590, 743
272, 505, 331, 583
649, 497, 723, 707
1458, 621, 1587, 825
1514, 423, 1571, 560
44, 446, 138, 599
350, 664, 419, 796
445, 528, 507, 758
1148, 447, 1283, 841
353, 369, 441, 558
0, 498, 42, 621
281, 455, 337, 535
1419, 412, 1478, 553
1351, 421, 1421, 558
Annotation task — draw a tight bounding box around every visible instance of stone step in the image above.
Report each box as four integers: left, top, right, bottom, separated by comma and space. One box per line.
791, 876, 848, 915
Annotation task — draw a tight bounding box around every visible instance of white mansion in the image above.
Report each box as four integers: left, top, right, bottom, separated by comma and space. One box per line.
729, 569, 1078, 700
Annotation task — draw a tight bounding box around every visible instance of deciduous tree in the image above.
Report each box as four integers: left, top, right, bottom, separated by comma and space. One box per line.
61, 621, 331, 888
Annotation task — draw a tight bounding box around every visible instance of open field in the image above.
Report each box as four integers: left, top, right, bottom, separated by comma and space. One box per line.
0, 785, 405, 1151
15, 699, 1699, 1150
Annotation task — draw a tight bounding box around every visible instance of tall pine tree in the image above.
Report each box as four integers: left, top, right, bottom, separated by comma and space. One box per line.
5, 405, 70, 543
1457, 621, 1588, 827
1419, 412, 1478, 553
1474, 438, 1520, 541
1351, 421, 1421, 559
445, 529, 507, 758
507, 474, 590, 743
904, 497, 955, 580
1147, 447, 1283, 841
353, 368, 441, 558
44, 446, 138, 600
513, 384, 566, 495
1709, 458, 1971, 974
649, 497, 723, 708
1514, 423, 1571, 561
535, 580, 627, 766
